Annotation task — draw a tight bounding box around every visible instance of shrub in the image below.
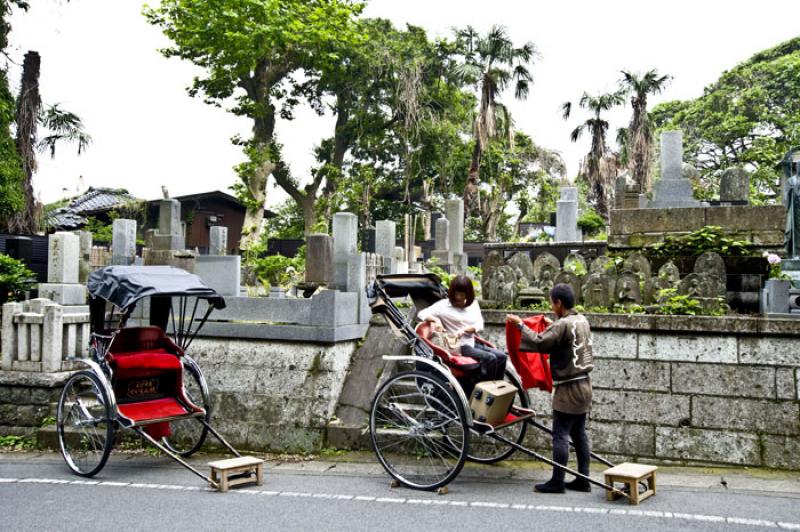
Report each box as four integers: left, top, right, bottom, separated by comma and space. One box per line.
0, 253, 35, 303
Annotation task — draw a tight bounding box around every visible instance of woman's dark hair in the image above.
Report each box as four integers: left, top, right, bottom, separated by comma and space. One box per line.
550, 283, 575, 309
448, 275, 475, 306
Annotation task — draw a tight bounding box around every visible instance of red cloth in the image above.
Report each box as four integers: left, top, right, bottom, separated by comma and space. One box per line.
506, 315, 553, 392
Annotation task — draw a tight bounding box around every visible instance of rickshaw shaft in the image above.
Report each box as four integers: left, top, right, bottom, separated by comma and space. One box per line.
134, 427, 220, 489
199, 419, 242, 458
489, 431, 628, 498
525, 418, 615, 468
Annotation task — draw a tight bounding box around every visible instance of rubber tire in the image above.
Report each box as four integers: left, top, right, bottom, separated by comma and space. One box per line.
57, 370, 115, 477
370, 370, 469, 491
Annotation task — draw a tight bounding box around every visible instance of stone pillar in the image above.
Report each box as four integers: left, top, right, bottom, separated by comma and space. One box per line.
661, 130, 683, 180
305, 233, 334, 285
556, 187, 580, 242
445, 199, 466, 273
41, 304, 64, 372
159, 198, 181, 236
112, 219, 137, 265
77, 230, 93, 283
393, 246, 408, 275
209, 226, 228, 256
1, 302, 21, 370
404, 213, 414, 265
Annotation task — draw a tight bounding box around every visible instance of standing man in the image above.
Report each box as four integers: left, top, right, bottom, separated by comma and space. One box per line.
506, 284, 594, 494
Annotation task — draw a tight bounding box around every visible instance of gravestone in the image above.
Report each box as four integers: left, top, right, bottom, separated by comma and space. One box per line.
694, 252, 726, 280
582, 273, 611, 308
393, 246, 408, 275
555, 187, 581, 242
507, 252, 535, 287
533, 252, 560, 293
153, 198, 185, 251
719, 168, 750, 203
305, 233, 334, 285
485, 265, 519, 307
554, 271, 582, 304
623, 252, 652, 281
209, 226, 228, 256
563, 253, 588, 277
332, 212, 359, 290
38, 232, 86, 305
445, 199, 467, 273
615, 271, 642, 305
77, 230, 93, 283
481, 250, 505, 294
614, 176, 627, 210
431, 217, 452, 266
644, 276, 674, 304
112, 219, 137, 266
648, 130, 702, 208
363, 227, 376, 253
590, 256, 615, 274
375, 220, 397, 274
195, 255, 241, 296
658, 261, 681, 283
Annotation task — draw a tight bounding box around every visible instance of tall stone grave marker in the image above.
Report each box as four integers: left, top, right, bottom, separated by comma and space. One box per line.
332, 212, 358, 290
555, 186, 581, 242
305, 233, 334, 285
376, 220, 397, 274
648, 130, 701, 208
445, 199, 467, 273
112, 219, 137, 266
431, 217, 452, 267
145, 197, 195, 272
39, 232, 87, 305
209, 226, 228, 256
77, 230, 93, 283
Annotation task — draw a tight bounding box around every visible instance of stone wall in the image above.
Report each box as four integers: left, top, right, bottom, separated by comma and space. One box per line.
0, 371, 69, 437
187, 337, 358, 452
478, 311, 800, 469
609, 205, 785, 250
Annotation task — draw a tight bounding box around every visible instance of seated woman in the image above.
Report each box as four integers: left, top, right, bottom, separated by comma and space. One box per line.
417, 274, 507, 380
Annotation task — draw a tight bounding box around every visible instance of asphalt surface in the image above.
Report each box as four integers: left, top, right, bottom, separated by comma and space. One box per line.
1, 451, 799, 531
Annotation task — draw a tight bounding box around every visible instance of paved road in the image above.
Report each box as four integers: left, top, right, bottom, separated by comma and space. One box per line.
1, 452, 799, 531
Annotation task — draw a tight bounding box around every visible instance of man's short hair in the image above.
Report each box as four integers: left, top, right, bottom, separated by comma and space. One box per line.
550, 283, 575, 309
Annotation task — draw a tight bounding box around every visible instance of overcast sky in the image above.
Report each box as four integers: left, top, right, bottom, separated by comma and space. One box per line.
8, 0, 800, 205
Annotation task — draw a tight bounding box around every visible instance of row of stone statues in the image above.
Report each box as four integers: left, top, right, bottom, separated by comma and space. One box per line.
482, 249, 727, 310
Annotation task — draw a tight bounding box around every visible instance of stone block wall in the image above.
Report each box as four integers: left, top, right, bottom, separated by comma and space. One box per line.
608, 205, 785, 251
480, 311, 800, 469
187, 337, 358, 452
0, 371, 69, 437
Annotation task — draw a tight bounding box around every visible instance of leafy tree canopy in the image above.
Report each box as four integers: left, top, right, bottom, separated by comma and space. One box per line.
651, 37, 800, 203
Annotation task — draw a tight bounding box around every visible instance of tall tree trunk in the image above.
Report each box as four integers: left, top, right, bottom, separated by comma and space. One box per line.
588, 129, 609, 221
629, 94, 651, 193
321, 95, 350, 224
300, 195, 318, 236
8, 51, 41, 234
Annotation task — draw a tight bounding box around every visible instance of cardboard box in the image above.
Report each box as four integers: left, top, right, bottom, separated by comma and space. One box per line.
470, 380, 517, 426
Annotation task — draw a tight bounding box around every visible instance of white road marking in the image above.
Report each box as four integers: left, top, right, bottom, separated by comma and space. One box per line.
0, 477, 796, 530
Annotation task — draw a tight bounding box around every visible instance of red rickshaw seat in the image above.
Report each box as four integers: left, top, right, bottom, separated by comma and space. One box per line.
415, 322, 481, 377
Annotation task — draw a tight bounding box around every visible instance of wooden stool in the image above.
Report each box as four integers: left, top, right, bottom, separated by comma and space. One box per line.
208, 456, 265, 493
603, 462, 657, 505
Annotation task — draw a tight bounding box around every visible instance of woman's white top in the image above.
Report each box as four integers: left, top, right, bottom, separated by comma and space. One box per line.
417, 299, 484, 347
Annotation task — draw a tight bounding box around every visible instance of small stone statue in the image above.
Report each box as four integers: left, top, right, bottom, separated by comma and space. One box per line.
786, 173, 800, 259
161, 185, 170, 199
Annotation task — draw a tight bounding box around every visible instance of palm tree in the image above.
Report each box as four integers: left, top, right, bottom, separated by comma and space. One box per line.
453, 25, 536, 193
5, 51, 91, 234
562, 90, 626, 220
619, 69, 671, 193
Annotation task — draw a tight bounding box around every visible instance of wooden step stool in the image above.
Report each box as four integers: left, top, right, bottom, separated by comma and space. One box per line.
603, 462, 657, 505
208, 456, 265, 493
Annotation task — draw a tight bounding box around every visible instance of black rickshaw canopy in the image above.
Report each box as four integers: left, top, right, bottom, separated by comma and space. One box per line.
87, 265, 226, 311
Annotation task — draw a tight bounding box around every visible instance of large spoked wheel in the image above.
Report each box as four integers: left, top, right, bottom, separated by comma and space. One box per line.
370, 370, 469, 491
57, 370, 115, 477
162, 360, 210, 457
466, 369, 529, 464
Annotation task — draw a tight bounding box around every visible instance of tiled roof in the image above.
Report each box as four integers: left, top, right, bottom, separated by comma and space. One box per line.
46, 187, 137, 230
